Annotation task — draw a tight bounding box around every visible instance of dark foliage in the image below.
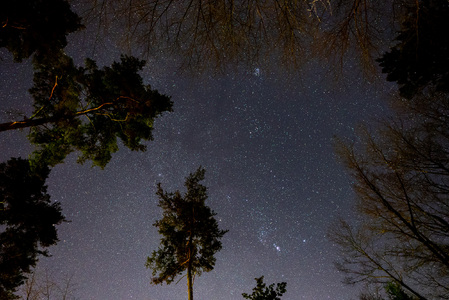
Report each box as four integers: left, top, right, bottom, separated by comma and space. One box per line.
0, 0, 84, 62
0, 158, 65, 299
242, 276, 287, 300
378, 0, 449, 99
385, 282, 417, 300
358, 282, 418, 300
0, 53, 173, 168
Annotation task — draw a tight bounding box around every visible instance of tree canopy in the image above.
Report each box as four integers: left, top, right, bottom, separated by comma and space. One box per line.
0, 0, 173, 169
146, 167, 228, 300
378, 0, 449, 99
242, 276, 287, 300
0, 1, 173, 296
84, 0, 309, 69
332, 3, 449, 299
82, 0, 411, 71
84, 0, 449, 81
333, 91, 449, 299
0, 0, 83, 62
0, 158, 65, 300
0, 53, 173, 168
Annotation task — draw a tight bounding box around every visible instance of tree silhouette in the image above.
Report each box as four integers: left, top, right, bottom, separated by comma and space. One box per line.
84, 0, 309, 69
0, 158, 65, 299
0, 0, 83, 62
378, 0, 449, 99
0, 53, 173, 168
83, 0, 418, 72
242, 276, 287, 300
333, 91, 449, 299
146, 167, 227, 300
1, 0, 172, 169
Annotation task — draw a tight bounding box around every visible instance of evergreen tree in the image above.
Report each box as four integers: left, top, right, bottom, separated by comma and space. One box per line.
1, 0, 172, 169
378, 0, 449, 99
0, 158, 65, 299
242, 276, 287, 300
0, 53, 173, 169
146, 167, 227, 300
0, 0, 83, 62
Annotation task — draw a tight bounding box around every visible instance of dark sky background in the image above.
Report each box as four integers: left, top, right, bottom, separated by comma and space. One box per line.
0, 4, 395, 299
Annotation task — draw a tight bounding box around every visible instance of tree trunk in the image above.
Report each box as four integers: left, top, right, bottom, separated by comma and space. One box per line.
187, 261, 193, 300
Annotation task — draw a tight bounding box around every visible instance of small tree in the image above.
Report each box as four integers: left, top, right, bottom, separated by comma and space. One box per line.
146, 167, 227, 300
242, 276, 287, 300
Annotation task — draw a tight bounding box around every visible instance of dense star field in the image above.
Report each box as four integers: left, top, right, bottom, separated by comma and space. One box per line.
0, 52, 390, 299
0, 1, 405, 299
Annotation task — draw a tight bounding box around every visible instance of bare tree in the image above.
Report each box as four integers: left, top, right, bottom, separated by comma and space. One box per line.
82, 0, 312, 70
21, 271, 40, 300
80, 0, 419, 72
333, 91, 449, 299
17, 268, 78, 300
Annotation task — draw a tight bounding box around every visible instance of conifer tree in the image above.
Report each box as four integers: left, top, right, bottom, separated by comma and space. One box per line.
242, 276, 287, 300
0, 158, 65, 299
146, 167, 227, 300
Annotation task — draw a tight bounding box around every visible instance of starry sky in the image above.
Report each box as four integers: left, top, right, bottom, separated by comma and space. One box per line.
0, 5, 395, 299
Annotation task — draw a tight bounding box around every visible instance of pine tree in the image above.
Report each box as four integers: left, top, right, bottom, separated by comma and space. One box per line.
242, 276, 287, 300
0, 158, 65, 299
146, 167, 227, 300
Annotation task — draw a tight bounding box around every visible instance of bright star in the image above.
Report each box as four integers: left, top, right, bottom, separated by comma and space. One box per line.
273, 243, 281, 252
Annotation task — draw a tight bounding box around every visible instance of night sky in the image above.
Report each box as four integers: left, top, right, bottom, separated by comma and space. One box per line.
0, 5, 395, 299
